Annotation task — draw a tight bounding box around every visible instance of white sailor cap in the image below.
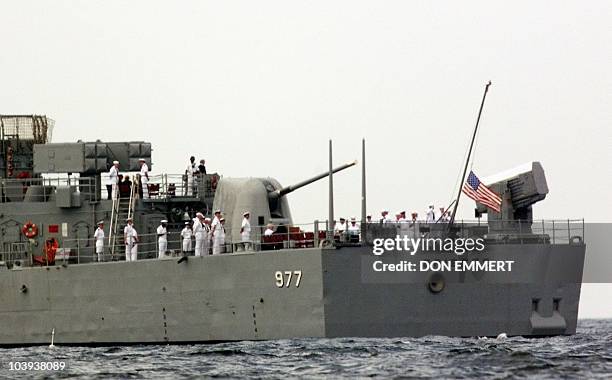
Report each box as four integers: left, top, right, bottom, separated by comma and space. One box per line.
126, 217, 133, 221
138, 158, 146, 162
219, 217, 225, 222
195, 212, 204, 218
112, 160, 119, 165
396, 211, 402, 216
184, 221, 190, 225
243, 211, 250, 216
97, 220, 104, 225
339, 217, 346, 221
350, 217, 356, 221
367, 214, 372, 217
204, 217, 211, 222
214, 209, 221, 214
160, 219, 168, 223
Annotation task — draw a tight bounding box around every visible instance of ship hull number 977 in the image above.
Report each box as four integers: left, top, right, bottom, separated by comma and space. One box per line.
275, 271, 302, 288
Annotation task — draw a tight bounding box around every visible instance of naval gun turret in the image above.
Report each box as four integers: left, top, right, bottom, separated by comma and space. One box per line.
212, 161, 357, 243
475, 161, 549, 236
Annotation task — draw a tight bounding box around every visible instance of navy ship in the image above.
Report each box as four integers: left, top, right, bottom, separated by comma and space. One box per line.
0, 114, 585, 346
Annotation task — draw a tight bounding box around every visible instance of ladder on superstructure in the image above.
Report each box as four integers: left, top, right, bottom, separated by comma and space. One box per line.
108, 183, 137, 259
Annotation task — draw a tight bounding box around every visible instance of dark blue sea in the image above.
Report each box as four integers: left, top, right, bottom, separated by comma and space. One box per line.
1, 319, 610, 379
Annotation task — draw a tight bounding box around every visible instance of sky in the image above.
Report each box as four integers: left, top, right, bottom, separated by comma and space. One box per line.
1, 1, 610, 317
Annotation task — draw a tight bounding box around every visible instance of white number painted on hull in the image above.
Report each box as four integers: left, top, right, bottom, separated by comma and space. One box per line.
275, 270, 302, 288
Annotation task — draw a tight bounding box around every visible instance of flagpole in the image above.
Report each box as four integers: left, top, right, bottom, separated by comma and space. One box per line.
449, 81, 492, 226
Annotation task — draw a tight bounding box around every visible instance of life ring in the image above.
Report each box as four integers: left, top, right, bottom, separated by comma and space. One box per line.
211, 176, 218, 190
22, 221, 38, 239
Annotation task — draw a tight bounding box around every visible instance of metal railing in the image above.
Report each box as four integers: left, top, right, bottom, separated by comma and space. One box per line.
101, 173, 218, 200
0, 219, 585, 268
0, 176, 99, 203
363, 218, 585, 245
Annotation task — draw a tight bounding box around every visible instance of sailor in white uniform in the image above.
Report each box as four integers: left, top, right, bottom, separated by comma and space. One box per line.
240, 211, 251, 251
426, 204, 436, 223
381, 210, 391, 223
335, 217, 347, 234
211, 210, 221, 231
157, 220, 168, 258
212, 217, 226, 255
124, 217, 135, 262
347, 217, 360, 238
193, 212, 205, 256
108, 161, 119, 199
180, 221, 192, 254
186, 156, 196, 196
264, 224, 274, 236
139, 158, 150, 199
94, 221, 105, 262
130, 227, 139, 261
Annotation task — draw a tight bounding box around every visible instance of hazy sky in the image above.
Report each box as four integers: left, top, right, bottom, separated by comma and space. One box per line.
1, 1, 610, 317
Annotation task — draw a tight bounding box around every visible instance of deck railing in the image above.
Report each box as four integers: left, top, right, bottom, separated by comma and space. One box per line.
0, 219, 585, 267
0, 176, 99, 203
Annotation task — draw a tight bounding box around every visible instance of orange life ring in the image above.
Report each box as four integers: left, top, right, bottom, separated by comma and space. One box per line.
22, 221, 38, 239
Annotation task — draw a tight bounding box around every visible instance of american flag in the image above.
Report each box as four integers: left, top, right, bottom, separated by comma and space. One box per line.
462, 171, 502, 213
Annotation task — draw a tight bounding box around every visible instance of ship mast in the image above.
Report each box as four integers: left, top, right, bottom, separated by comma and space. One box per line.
449, 81, 492, 226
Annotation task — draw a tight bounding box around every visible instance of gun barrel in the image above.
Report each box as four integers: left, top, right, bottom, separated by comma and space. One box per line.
275, 160, 357, 197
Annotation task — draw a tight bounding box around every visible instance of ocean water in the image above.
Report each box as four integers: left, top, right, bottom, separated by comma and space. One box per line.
1, 319, 610, 379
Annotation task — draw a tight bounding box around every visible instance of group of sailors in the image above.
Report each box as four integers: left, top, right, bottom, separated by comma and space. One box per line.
107, 156, 209, 200
370, 205, 451, 224
106, 159, 150, 200
333, 217, 361, 235
93, 210, 253, 262
185, 156, 207, 197
183, 209, 230, 256
93, 217, 143, 262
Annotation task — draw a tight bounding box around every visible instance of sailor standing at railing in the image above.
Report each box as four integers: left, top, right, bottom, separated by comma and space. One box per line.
94, 221, 105, 262
193, 212, 206, 256
108, 161, 120, 200
348, 217, 360, 236
380, 210, 391, 223
139, 158, 150, 199
186, 156, 196, 196
124, 217, 135, 262
212, 210, 221, 230
157, 220, 168, 258
181, 221, 192, 254
426, 204, 436, 223
130, 227, 139, 261
240, 211, 251, 251
212, 217, 226, 255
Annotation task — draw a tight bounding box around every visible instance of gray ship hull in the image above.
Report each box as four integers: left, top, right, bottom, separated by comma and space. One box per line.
0, 243, 585, 346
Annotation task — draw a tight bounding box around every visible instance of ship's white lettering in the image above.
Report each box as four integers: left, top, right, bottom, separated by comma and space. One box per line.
275, 270, 302, 287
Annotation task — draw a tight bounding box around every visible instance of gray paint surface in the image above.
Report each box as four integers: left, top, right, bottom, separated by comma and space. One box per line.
0, 242, 585, 345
